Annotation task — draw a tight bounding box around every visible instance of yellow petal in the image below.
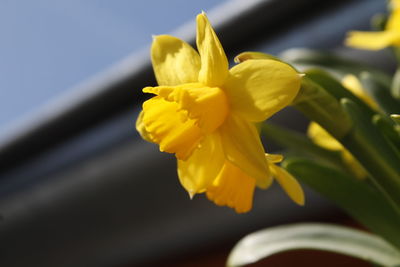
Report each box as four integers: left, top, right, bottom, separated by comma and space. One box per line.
341, 74, 378, 110
265, 153, 283, 163
177, 133, 225, 196
308, 122, 367, 179
196, 12, 228, 86
270, 164, 305, 206
341, 150, 368, 180
391, 0, 400, 9
345, 30, 400, 50
234, 51, 283, 64
151, 35, 201, 86
219, 115, 272, 189
143, 83, 229, 134
142, 96, 203, 160
135, 111, 153, 143
307, 122, 343, 151
386, 9, 400, 31
206, 161, 256, 213
224, 59, 301, 122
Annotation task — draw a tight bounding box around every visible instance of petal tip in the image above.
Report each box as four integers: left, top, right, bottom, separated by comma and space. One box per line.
296, 197, 305, 206
142, 86, 154, 94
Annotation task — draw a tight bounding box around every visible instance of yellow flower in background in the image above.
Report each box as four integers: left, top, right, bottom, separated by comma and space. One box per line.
308, 123, 367, 179
308, 75, 371, 179
136, 12, 303, 213
345, 0, 400, 50
341, 74, 378, 110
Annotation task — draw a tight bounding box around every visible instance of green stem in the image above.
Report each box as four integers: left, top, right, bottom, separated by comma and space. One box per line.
341, 99, 400, 211
391, 67, 400, 100
292, 77, 352, 139
284, 158, 400, 250
261, 123, 348, 173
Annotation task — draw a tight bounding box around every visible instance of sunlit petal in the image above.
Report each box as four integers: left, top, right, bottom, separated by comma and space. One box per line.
196, 12, 228, 86
342, 150, 368, 179
177, 133, 225, 196
219, 115, 272, 189
341, 75, 378, 110
308, 122, 343, 151
308, 122, 367, 180
206, 161, 256, 213
151, 35, 201, 86
265, 153, 284, 163
345, 31, 400, 50
270, 164, 305, 206
225, 59, 301, 122
386, 9, 400, 30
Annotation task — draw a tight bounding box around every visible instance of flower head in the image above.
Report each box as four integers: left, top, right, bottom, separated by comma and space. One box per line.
136, 12, 303, 213
345, 0, 400, 50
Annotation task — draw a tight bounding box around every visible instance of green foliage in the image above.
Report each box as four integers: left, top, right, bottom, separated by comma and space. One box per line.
341, 98, 400, 210
284, 159, 400, 250
360, 72, 400, 114
227, 223, 400, 267
263, 58, 400, 251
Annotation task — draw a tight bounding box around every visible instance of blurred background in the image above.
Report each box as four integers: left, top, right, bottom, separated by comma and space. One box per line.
0, 0, 391, 266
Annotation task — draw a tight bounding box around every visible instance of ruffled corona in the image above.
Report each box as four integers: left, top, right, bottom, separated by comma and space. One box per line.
143, 83, 229, 134
206, 161, 256, 213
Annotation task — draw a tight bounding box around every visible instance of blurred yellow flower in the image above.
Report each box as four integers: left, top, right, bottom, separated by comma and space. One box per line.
308, 122, 367, 179
345, 0, 400, 50
341, 74, 378, 110
136, 12, 303, 213
308, 75, 370, 179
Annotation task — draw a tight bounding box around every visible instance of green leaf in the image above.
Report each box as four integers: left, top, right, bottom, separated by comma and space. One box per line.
305, 69, 376, 118
372, 114, 400, 151
284, 158, 400, 250
293, 77, 352, 139
281, 48, 392, 87
261, 123, 347, 172
371, 13, 387, 31
392, 114, 400, 124
360, 72, 400, 115
227, 223, 400, 267
341, 99, 400, 210
391, 68, 400, 100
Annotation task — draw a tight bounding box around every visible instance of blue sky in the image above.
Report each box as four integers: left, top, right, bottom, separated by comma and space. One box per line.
0, 0, 226, 130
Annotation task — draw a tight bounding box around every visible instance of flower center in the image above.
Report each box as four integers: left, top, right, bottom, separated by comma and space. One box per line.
142, 83, 229, 160
143, 83, 229, 134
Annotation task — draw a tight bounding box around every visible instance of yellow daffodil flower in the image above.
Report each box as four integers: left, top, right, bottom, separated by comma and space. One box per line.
308, 75, 370, 179
136, 12, 303, 213
345, 0, 400, 50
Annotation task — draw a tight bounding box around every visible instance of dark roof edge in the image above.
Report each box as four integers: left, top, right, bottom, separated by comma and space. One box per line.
0, 0, 351, 172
